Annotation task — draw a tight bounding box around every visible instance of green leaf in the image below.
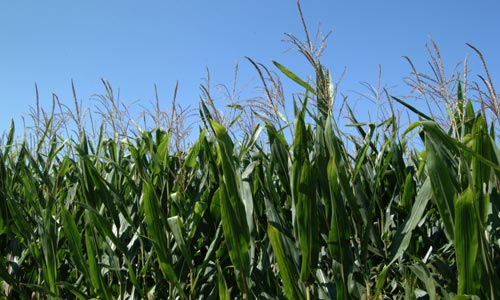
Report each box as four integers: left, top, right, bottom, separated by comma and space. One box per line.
167, 216, 193, 269
41, 205, 58, 297
391, 96, 432, 120
218, 185, 251, 294
267, 124, 291, 195
423, 122, 458, 241
455, 188, 480, 295
217, 263, 231, 300
211, 120, 251, 295
61, 206, 89, 279
273, 61, 316, 95
453, 296, 481, 300
296, 162, 319, 282
85, 225, 113, 300
471, 115, 491, 224
142, 181, 187, 300
291, 102, 319, 283
327, 156, 353, 299
268, 223, 305, 300
409, 263, 437, 300
388, 178, 432, 266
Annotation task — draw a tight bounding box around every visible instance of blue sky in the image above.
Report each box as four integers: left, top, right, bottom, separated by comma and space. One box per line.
1, 1, 499, 136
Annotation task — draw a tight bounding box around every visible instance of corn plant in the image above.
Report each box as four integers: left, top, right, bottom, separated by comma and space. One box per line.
0, 6, 499, 299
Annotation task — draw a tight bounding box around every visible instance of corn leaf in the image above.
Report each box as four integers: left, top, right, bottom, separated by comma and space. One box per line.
273, 61, 316, 95
296, 161, 318, 282
422, 121, 458, 241
409, 263, 437, 300
327, 156, 353, 299
471, 115, 491, 224
61, 205, 89, 279
85, 225, 113, 300
142, 181, 187, 300
268, 223, 305, 300
211, 120, 251, 295
167, 216, 193, 269
455, 188, 480, 296
388, 178, 432, 266
217, 263, 231, 300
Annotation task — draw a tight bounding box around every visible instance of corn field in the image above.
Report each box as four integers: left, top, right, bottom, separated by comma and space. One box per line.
1, 25, 500, 300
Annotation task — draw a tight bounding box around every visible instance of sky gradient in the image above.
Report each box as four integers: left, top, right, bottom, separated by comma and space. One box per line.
1, 1, 499, 135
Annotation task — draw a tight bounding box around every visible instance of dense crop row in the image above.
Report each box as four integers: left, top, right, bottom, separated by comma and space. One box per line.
1, 23, 499, 300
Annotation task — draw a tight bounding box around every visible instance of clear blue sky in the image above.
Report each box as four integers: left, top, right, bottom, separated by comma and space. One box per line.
1, 1, 499, 136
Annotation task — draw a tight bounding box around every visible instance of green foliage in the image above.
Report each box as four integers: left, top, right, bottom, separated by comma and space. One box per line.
0, 20, 499, 300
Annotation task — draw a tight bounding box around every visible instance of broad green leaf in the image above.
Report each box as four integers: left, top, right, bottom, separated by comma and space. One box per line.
183, 131, 205, 169
142, 181, 187, 300
401, 171, 415, 211
455, 188, 480, 296
388, 178, 432, 266
189, 200, 208, 239
409, 263, 437, 300
78, 202, 127, 254
268, 223, 305, 300
0, 155, 9, 235
292, 100, 307, 210
267, 124, 291, 195
239, 123, 264, 159
85, 226, 112, 300
192, 224, 223, 293
273, 61, 316, 95
327, 156, 353, 299
61, 205, 89, 279
291, 102, 319, 282
41, 207, 58, 297
210, 120, 251, 295
167, 216, 193, 269
3, 120, 15, 157
296, 162, 318, 282
423, 121, 458, 241
218, 185, 251, 294
391, 96, 432, 120
217, 264, 231, 300
471, 115, 491, 224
